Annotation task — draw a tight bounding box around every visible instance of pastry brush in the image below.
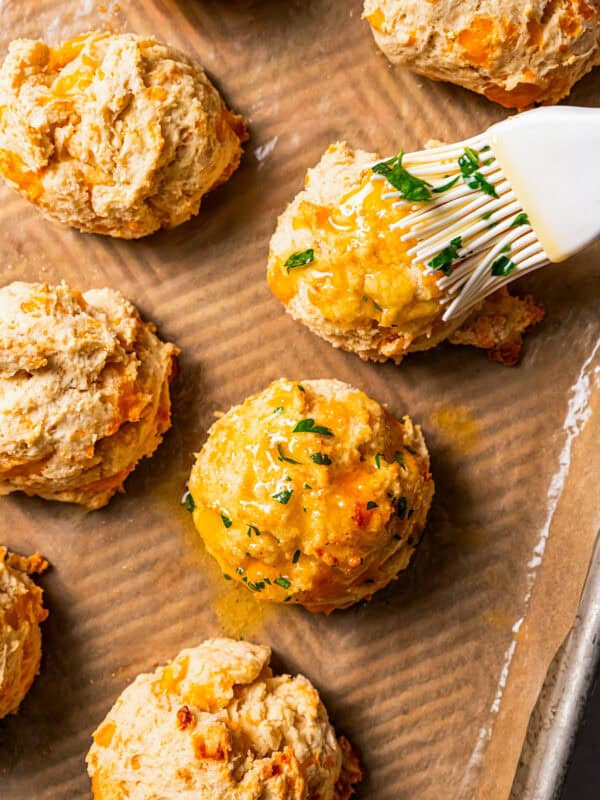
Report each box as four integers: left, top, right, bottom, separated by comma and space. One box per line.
370, 107, 600, 322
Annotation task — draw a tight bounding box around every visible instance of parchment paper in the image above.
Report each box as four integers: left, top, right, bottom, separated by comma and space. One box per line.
0, 2, 598, 798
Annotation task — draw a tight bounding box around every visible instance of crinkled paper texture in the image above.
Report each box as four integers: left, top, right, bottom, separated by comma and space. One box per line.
0, 2, 598, 798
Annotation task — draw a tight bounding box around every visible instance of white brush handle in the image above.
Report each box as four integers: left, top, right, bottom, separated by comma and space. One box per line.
488, 107, 600, 262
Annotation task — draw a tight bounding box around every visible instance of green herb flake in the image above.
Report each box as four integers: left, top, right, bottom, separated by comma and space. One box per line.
236, 567, 245, 575
396, 496, 407, 519
372, 151, 432, 202
272, 489, 293, 504
247, 524, 261, 537
181, 491, 195, 513
480, 211, 493, 221
221, 513, 233, 528
293, 418, 333, 436
292, 549, 301, 564
297, 384, 305, 392
223, 573, 232, 581
428, 236, 462, 275
374, 452, 385, 469
273, 406, 284, 415
491, 254, 516, 276
303, 483, 312, 490
432, 175, 460, 194
277, 443, 302, 465
275, 576, 291, 590
511, 212, 530, 227
458, 148, 498, 198
284, 248, 314, 272
480, 145, 491, 153
311, 452, 332, 465
404, 445, 418, 456
284, 595, 292, 602
366, 501, 378, 510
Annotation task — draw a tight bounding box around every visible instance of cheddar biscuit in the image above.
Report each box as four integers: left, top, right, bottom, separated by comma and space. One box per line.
268, 142, 543, 365
0, 31, 247, 237
0, 281, 178, 509
87, 638, 362, 800
363, 0, 600, 108
0, 547, 48, 718
189, 378, 434, 613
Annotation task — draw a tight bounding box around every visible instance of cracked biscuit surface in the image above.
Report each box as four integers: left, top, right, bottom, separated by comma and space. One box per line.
0, 31, 247, 237
87, 638, 362, 800
0, 547, 48, 719
363, 0, 600, 108
0, 281, 178, 509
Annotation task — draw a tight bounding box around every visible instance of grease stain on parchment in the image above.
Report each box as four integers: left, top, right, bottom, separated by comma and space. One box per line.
429, 404, 481, 452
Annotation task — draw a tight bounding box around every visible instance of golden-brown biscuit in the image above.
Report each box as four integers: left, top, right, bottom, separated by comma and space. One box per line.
0, 547, 48, 718
0, 31, 247, 237
0, 281, 179, 509
268, 142, 543, 365
363, 0, 600, 108
188, 378, 433, 613
86, 638, 362, 800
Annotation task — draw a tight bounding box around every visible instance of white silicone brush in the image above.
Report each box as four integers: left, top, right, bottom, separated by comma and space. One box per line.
370, 106, 600, 322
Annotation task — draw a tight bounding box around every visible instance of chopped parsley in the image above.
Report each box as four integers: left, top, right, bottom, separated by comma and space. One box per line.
480, 210, 493, 221
366, 501, 378, 510
273, 406, 284, 414
297, 384, 305, 392
372, 151, 432, 202
374, 452, 385, 469
277, 444, 302, 464
221, 513, 233, 528
311, 452, 332, 465
458, 148, 498, 198
303, 483, 312, 490
181, 491, 195, 512
272, 489, 293, 504
284, 248, 314, 272
236, 567, 244, 575
500, 243, 511, 254
275, 576, 291, 589
363, 294, 383, 311
432, 175, 460, 194
247, 580, 266, 592
491, 254, 516, 276
511, 212, 530, 227
247, 524, 261, 537
404, 445, 418, 455
293, 418, 333, 436
284, 595, 292, 602
223, 573, 232, 580
292, 549, 301, 563
428, 236, 462, 274
396, 497, 407, 519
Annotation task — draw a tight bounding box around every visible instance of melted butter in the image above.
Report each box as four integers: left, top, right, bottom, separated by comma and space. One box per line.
268, 166, 441, 333
429, 405, 480, 452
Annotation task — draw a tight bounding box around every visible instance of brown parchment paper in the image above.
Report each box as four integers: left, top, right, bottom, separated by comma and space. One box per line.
0, 2, 598, 798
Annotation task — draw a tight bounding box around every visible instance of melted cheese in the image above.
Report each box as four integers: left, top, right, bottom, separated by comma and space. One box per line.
268, 167, 440, 333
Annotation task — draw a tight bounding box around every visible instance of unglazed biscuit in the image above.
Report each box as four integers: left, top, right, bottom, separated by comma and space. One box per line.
0, 31, 247, 238
188, 378, 434, 613
0, 547, 48, 718
363, 0, 600, 108
87, 638, 362, 800
0, 281, 178, 509
268, 142, 544, 365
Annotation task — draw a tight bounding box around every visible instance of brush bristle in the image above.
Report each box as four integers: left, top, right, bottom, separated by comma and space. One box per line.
371, 137, 549, 321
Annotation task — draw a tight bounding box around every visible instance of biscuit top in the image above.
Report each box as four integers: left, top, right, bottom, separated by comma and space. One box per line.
0, 32, 246, 236
268, 142, 444, 350
87, 638, 350, 800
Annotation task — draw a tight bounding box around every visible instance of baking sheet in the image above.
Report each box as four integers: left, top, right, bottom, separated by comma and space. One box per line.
0, 2, 599, 798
